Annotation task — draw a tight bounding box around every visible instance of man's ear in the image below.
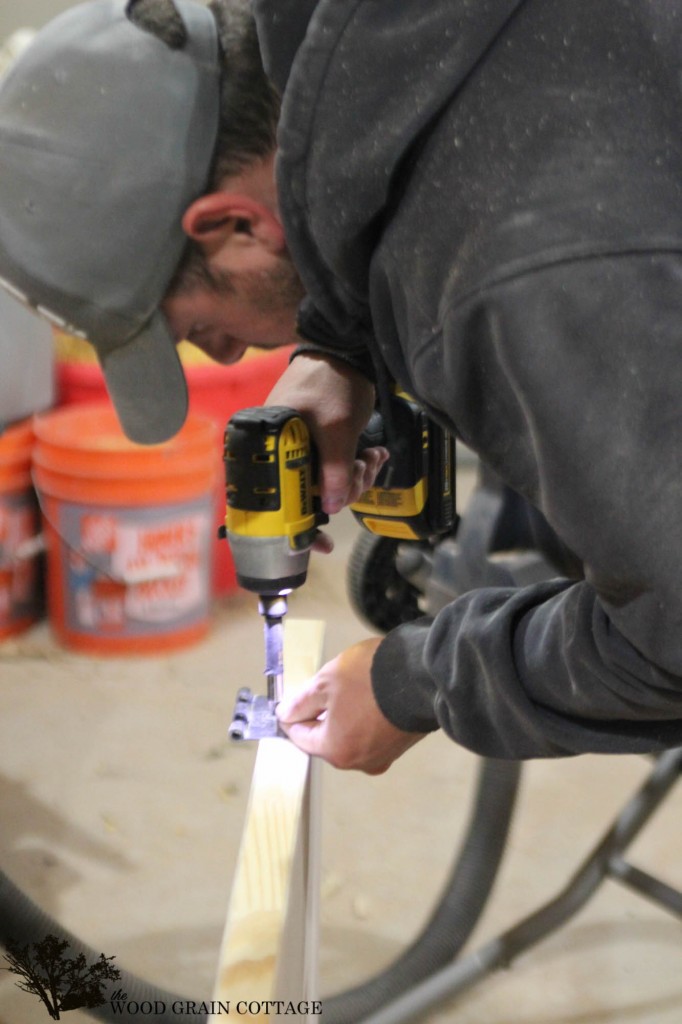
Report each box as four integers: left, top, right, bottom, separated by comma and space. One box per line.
181, 192, 286, 253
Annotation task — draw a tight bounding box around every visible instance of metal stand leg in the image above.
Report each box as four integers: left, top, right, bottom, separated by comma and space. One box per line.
361, 747, 682, 1024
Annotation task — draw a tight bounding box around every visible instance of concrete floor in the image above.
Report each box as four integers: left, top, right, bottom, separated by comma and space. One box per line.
0, 467, 681, 1023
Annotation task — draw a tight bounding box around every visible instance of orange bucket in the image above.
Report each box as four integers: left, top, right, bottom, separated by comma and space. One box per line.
33, 405, 218, 655
0, 419, 43, 639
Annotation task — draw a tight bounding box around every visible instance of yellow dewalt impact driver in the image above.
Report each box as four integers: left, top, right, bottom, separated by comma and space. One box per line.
222, 394, 456, 739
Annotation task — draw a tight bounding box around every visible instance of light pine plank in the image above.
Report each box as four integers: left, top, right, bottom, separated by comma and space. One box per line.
213, 619, 325, 1021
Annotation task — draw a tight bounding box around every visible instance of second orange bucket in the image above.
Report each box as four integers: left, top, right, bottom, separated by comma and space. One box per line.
0, 418, 43, 639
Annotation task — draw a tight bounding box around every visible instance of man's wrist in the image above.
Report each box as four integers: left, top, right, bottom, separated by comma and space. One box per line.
371, 619, 440, 734
295, 296, 377, 382
290, 342, 376, 383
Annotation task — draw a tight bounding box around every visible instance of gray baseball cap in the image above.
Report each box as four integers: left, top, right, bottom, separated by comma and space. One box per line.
0, 0, 221, 443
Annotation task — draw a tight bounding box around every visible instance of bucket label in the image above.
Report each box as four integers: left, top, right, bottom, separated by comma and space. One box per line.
57, 498, 213, 638
0, 489, 42, 632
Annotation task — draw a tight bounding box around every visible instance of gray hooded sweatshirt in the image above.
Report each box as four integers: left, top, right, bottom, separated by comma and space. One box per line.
254, 0, 682, 758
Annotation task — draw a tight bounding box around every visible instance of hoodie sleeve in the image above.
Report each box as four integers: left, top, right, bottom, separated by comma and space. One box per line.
372, 578, 682, 759
371, 252, 682, 760
292, 296, 377, 382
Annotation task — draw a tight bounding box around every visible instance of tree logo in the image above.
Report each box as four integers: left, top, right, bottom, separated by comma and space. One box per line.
1, 933, 121, 1019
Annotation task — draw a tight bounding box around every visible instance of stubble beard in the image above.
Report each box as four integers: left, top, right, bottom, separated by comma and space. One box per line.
214, 251, 306, 317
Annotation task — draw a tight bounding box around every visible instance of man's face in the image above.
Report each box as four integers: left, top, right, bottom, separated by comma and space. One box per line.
162, 249, 305, 363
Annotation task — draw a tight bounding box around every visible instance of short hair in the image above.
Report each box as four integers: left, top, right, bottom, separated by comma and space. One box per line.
159, 0, 281, 293
208, 0, 280, 183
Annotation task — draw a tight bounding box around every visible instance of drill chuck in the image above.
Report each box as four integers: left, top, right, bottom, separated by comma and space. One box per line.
227, 533, 309, 595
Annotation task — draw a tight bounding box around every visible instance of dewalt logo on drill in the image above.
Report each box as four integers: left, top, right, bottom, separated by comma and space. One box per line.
281, 416, 313, 519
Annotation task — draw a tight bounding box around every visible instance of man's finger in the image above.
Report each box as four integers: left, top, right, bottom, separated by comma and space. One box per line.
319, 459, 354, 514
312, 530, 334, 554
361, 446, 390, 481
279, 718, 328, 757
315, 425, 367, 513
322, 446, 390, 512
276, 681, 327, 724
347, 447, 391, 505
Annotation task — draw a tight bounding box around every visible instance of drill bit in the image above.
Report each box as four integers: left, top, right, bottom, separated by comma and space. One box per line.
259, 594, 288, 703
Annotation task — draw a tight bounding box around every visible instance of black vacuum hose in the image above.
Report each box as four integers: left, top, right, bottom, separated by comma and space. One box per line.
0, 757, 520, 1024
321, 757, 522, 1023
0, 868, 203, 1023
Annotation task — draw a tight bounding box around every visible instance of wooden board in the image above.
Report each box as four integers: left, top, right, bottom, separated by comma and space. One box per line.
213, 619, 325, 1021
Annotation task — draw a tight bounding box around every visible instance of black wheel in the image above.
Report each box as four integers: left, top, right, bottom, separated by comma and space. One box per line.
347, 531, 423, 633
